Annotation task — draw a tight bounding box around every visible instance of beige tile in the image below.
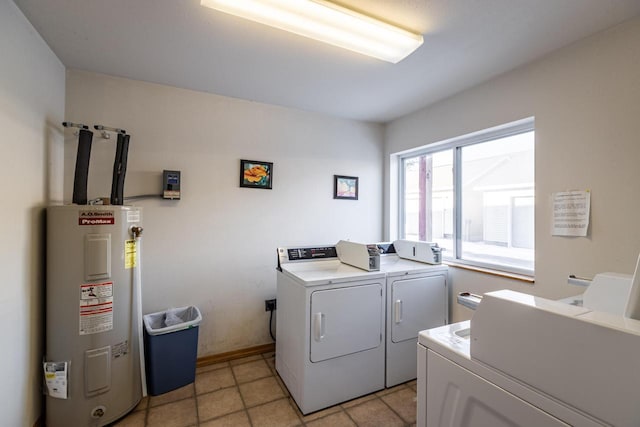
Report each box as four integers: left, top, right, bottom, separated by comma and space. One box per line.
199, 410, 251, 427
306, 411, 356, 427
345, 398, 404, 427
195, 367, 236, 395
248, 398, 301, 427
265, 356, 276, 373
232, 359, 272, 384
113, 410, 146, 427
298, 404, 342, 423
197, 387, 244, 421
381, 387, 417, 424
196, 361, 230, 374
149, 383, 194, 407
133, 396, 148, 412
340, 393, 377, 409
147, 397, 197, 427
376, 384, 406, 397
229, 354, 263, 366
274, 373, 291, 397
239, 376, 285, 407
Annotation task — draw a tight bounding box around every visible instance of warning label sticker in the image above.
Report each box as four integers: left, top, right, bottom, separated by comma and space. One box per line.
125, 240, 137, 269
112, 340, 129, 359
127, 210, 140, 223
79, 210, 115, 226
79, 282, 113, 335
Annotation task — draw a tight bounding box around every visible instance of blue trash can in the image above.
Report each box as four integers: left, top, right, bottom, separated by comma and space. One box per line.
143, 306, 202, 395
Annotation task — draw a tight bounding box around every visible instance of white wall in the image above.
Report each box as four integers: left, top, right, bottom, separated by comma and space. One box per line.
0, 1, 65, 426
65, 70, 384, 356
385, 16, 640, 322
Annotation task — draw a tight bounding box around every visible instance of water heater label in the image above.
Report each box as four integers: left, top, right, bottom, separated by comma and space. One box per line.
79, 282, 114, 335
125, 240, 137, 269
112, 340, 129, 358
43, 361, 68, 399
127, 210, 140, 223
78, 210, 115, 226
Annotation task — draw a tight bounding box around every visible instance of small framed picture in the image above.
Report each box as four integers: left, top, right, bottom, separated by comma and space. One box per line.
240, 159, 273, 189
334, 175, 358, 200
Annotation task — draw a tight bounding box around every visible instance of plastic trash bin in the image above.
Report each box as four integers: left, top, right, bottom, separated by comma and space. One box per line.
143, 306, 202, 395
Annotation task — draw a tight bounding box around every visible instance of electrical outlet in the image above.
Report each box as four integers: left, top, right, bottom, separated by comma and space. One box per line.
265, 299, 277, 312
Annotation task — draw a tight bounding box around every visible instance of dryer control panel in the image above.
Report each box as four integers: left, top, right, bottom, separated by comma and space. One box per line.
277, 246, 338, 270
286, 247, 338, 261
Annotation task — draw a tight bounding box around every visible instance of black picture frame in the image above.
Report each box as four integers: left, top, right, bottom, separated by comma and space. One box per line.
240, 159, 273, 189
334, 175, 358, 200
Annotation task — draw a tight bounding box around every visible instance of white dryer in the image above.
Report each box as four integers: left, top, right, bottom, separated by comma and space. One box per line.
276, 246, 385, 415
380, 251, 448, 387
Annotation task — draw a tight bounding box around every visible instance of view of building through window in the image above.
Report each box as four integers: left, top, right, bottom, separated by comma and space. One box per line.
403, 149, 454, 253
401, 129, 534, 273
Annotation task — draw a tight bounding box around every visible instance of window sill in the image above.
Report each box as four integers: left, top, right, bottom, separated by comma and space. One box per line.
443, 261, 535, 284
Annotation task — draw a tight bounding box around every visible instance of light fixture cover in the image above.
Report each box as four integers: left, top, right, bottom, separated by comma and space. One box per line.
200, 0, 424, 63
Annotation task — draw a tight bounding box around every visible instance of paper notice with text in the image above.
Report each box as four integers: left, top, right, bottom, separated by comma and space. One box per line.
44, 361, 68, 399
552, 190, 590, 236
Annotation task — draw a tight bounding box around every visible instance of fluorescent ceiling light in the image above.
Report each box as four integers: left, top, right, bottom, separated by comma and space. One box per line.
200, 0, 424, 63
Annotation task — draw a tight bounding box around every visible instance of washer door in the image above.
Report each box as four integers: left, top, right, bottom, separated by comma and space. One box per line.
391, 275, 446, 343
310, 283, 383, 363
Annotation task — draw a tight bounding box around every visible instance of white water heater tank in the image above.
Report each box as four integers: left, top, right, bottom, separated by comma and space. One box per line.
45, 205, 143, 426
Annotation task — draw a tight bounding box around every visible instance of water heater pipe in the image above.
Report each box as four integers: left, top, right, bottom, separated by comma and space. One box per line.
131, 226, 147, 397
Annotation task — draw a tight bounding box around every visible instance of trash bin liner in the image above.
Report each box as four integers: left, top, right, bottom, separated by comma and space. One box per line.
144, 306, 202, 334
143, 306, 202, 395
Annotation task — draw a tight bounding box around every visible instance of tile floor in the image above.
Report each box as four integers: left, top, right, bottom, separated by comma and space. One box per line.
113, 351, 417, 427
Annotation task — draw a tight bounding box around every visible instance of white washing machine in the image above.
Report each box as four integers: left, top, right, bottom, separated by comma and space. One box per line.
416, 289, 640, 426
417, 322, 594, 427
276, 246, 385, 415
380, 252, 448, 387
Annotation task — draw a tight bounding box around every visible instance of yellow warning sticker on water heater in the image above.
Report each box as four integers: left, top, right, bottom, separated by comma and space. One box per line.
125, 240, 137, 269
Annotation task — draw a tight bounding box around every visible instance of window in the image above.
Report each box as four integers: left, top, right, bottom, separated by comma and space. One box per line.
399, 119, 534, 275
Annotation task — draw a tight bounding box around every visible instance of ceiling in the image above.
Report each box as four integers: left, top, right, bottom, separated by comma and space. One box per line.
14, 0, 640, 123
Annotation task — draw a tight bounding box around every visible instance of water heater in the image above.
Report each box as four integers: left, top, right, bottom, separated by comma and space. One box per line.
45, 205, 144, 426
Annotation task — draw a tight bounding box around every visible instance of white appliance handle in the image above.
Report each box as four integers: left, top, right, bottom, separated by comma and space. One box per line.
314, 312, 325, 341
394, 299, 403, 324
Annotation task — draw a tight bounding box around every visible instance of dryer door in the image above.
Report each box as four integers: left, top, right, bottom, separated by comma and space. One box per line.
310, 283, 383, 363
391, 274, 446, 343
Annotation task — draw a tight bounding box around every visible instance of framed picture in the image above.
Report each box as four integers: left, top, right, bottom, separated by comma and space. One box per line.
240, 159, 273, 189
334, 175, 358, 200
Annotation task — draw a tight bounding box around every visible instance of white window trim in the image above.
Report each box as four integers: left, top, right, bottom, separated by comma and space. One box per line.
396, 117, 535, 277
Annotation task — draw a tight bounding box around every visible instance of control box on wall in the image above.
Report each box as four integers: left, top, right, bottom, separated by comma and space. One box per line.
163, 170, 181, 200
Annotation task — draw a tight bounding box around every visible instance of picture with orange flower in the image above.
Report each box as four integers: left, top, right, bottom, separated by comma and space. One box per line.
240, 159, 273, 189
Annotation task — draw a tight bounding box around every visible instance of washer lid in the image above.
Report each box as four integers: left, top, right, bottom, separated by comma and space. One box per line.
382, 255, 448, 276
281, 260, 385, 286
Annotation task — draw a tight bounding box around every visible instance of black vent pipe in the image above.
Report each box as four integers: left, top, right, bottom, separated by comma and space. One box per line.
72, 128, 93, 205
110, 133, 130, 205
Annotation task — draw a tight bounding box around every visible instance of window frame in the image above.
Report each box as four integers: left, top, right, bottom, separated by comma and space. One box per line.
397, 117, 535, 276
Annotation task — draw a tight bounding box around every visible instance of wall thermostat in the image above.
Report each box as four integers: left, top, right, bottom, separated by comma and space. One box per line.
162, 170, 181, 200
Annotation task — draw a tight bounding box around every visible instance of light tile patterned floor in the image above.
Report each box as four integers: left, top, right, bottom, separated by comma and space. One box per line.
114, 351, 417, 427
